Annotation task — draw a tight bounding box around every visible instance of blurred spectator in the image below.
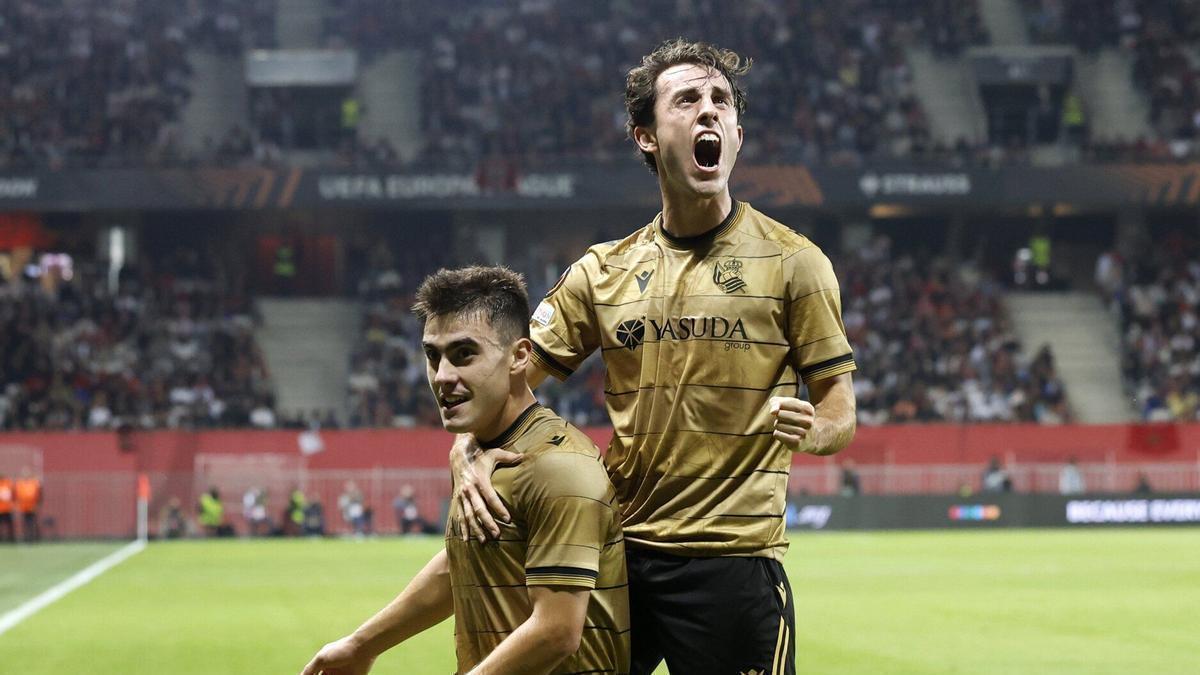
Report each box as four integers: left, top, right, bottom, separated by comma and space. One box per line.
284, 486, 306, 536
158, 496, 188, 539
338, 480, 368, 536
839, 460, 862, 496
303, 499, 326, 536
982, 456, 1013, 493
0, 472, 14, 543
1134, 470, 1154, 494
1058, 456, 1086, 494
243, 486, 271, 536
392, 484, 428, 535
197, 486, 226, 537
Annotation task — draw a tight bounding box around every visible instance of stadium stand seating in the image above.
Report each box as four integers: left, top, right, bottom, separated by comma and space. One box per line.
0, 244, 275, 431
841, 237, 1072, 425
318, 0, 988, 168
1116, 231, 1200, 421
0, 0, 274, 169
1023, 0, 1200, 161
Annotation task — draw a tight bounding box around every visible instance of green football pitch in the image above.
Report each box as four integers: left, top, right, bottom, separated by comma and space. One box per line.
2, 530, 1197, 674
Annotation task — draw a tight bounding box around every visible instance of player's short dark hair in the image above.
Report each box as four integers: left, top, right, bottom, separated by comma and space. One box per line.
625, 38, 752, 175
412, 266, 531, 343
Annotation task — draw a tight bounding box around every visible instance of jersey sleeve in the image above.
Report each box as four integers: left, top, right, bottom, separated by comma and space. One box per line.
529, 251, 604, 380
513, 450, 617, 589
784, 245, 856, 384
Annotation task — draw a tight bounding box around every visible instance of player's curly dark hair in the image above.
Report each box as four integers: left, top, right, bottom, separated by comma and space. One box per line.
625, 38, 752, 175
413, 266, 530, 342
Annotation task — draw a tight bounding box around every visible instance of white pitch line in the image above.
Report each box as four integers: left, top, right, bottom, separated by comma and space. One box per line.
0, 539, 146, 637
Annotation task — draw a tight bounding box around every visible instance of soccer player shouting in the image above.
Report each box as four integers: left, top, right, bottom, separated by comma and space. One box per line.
454, 39, 856, 674
302, 267, 629, 675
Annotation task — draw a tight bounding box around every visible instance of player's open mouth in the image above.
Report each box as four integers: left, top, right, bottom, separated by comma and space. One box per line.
694, 131, 721, 170
440, 393, 469, 411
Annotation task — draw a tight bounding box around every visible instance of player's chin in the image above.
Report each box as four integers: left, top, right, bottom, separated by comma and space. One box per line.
688, 174, 727, 197
440, 411, 471, 434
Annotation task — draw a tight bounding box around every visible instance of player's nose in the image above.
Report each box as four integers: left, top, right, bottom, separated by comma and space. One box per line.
697, 96, 720, 125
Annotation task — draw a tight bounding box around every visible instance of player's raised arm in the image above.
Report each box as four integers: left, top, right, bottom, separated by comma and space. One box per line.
300, 549, 453, 675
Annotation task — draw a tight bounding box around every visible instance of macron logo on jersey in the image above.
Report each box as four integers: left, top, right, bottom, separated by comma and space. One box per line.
532, 301, 555, 327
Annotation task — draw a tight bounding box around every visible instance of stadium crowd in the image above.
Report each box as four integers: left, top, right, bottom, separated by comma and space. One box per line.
408, 0, 988, 170
0, 246, 276, 431
1113, 232, 1200, 421
0, 0, 274, 170
840, 236, 1072, 425
1024, 0, 1200, 161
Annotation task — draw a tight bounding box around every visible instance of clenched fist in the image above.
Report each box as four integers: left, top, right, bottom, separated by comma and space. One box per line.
769, 396, 814, 448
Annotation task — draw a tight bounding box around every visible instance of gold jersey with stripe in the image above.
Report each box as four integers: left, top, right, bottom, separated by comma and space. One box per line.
445, 403, 630, 674
530, 201, 855, 559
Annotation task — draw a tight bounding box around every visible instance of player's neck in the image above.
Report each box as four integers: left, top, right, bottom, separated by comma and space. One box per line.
659, 188, 733, 239
476, 388, 538, 447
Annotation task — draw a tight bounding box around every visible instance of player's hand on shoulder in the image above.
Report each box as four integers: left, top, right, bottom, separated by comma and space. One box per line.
300, 635, 376, 675
769, 396, 815, 448
451, 434, 523, 543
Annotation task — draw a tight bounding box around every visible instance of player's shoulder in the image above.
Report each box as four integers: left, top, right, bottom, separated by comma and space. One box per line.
734, 201, 819, 258
514, 411, 610, 495
573, 222, 658, 273
518, 409, 602, 462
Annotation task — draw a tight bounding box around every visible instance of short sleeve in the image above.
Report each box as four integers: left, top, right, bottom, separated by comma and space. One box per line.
785, 245, 856, 384
514, 451, 616, 589
529, 253, 603, 380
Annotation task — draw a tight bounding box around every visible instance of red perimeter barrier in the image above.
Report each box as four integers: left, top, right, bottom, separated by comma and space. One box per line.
2, 423, 1198, 539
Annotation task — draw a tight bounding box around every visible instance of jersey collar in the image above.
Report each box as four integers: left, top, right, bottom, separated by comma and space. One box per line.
478, 402, 543, 450
656, 201, 744, 250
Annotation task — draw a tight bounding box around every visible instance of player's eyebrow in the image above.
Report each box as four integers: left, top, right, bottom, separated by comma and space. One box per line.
422, 337, 480, 353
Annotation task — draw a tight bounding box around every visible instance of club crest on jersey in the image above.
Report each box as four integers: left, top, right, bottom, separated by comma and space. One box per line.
713, 258, 747, 293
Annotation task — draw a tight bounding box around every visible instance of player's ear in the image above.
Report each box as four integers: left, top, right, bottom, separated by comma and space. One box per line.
510, 337, 533, 375
633, 124, 657, 156
735, 124, 743, 152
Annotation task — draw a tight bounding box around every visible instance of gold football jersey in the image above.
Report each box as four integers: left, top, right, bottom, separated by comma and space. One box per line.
530, 201, 855, 558
446, 404, 630, 674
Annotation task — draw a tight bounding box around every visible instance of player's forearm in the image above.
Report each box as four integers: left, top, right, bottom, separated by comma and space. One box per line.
800, 384, 856, 456
349, 549, 454, 657
465, 612, 579, 675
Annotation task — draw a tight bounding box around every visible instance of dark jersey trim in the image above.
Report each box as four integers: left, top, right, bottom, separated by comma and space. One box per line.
526, 565, 599, 580
531, 342, 574, 380
798, 352, 855, 381
657, 201, 743, 250
479, 403, 543, 449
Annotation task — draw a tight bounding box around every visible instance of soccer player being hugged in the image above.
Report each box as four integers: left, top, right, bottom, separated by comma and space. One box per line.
302, 267, 629, 675
454, 39, 857, 674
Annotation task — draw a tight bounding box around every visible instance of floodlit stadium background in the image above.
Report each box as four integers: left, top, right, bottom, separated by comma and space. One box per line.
2, 1, 1200, 673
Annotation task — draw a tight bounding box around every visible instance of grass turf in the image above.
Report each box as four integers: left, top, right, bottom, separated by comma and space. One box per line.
0, 530, 1196, 674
